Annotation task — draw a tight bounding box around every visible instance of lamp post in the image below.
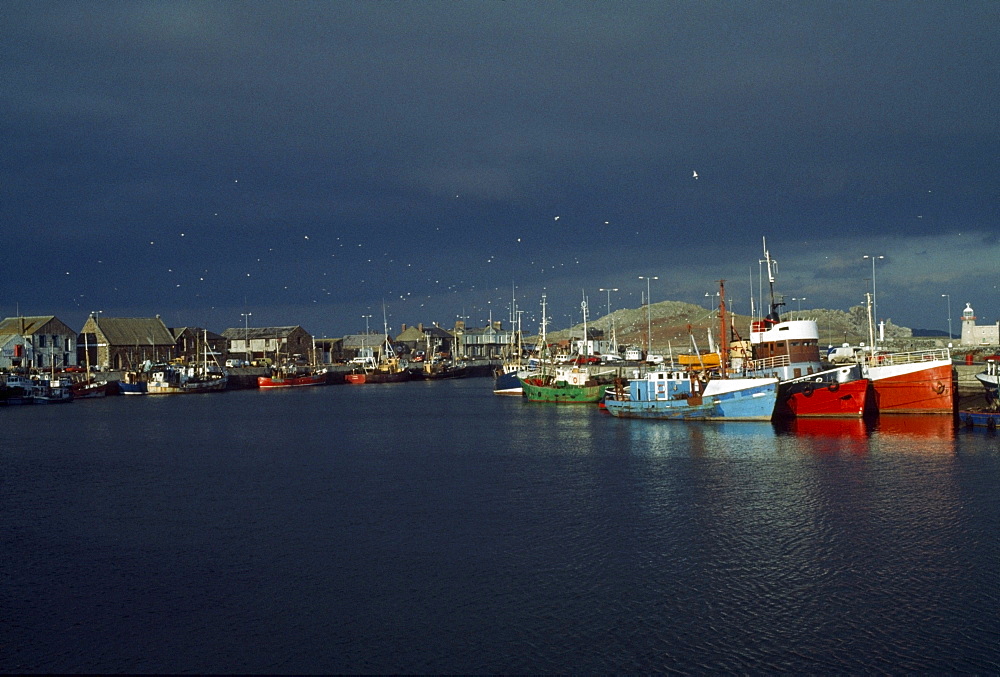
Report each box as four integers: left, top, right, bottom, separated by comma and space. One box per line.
792, 297, 806, 319
241, 312, 252, 364
863, 255, 884, 339
599, 287, 619, 355
639, 276, 658, 355
88, 310, 102, 371
942, 294, 952, 339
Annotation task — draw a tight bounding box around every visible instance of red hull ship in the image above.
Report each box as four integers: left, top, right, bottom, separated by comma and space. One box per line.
860, 352, 954, 414
776, 374, 872, 418
742, 239, 871, 419
258, 370, 327, 388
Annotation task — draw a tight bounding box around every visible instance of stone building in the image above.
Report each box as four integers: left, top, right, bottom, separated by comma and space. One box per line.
221, 326, 314, 364
79, 316, 176, 370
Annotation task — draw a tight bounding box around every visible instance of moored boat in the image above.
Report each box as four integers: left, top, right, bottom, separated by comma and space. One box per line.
71, 379, 114, 399
859, 348, 954, 414
958, 408, 1000, 429
520, 364, 616, 403
146, 363, 228, 394
1, 373, 36, 405
345, 317, 411, 385
258, 366, 327, 388
603, 370, 779, 420
744, 239, 872, 418
974, 358, 999, 405
31, 376, 74, 404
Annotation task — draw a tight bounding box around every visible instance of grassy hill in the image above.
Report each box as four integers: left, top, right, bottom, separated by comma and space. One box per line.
535, 300, 926, 352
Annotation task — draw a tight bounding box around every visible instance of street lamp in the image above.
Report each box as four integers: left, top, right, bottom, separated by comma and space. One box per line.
942, 294, 952, 338
241, 312, 252, 364
599, 288, 619, 355
639, 276, 658, 355
863, 255, 884, 338
792, 297, 806, 318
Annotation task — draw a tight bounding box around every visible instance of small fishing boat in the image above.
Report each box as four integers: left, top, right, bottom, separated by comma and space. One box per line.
31, 376, 74, 404
974, 358, 999, 405
258, 365, 328, 388
345, 312, 410, 384
1, 373, 36, 405
603, 370, 778, 420
958, 408, 1000, 429
146, 363, 228, 394
519, 293, 615, 403
146, 331, 228, 394
520, 364, 617, 403
71, 379, 114, 399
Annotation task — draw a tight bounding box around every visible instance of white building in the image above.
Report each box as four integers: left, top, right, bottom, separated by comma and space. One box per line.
960, 303, 999, 346
0, 315, 78, 370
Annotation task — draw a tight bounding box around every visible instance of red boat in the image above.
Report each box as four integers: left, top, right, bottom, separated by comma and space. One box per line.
860, 349, 955, 414
774, 371, 872, 418
740, 239, 872, 418
70, 379, 115, 399
257, 368, 328, 389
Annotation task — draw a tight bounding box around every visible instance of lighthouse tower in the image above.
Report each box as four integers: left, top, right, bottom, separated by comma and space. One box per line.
960, 303, 977, 346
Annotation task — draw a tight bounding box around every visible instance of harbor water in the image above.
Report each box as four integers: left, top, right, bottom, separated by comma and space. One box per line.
3, 378, 999, 673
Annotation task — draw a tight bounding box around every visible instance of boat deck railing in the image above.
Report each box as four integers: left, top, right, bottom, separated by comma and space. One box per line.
749, 354, 790, 371
861, 347, 951, 367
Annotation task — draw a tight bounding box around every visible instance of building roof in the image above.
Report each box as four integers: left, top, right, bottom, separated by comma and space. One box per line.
0, 315, 68, 336
341, 333, 388, 349
171, 327, 225, 341
220, 326, 307, 340
93, 317, 176, 347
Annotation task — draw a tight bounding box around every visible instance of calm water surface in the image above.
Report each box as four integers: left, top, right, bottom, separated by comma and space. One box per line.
3, 378, 999, 673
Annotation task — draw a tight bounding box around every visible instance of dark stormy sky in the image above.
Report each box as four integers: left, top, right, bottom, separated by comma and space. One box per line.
4, 1, 999, 338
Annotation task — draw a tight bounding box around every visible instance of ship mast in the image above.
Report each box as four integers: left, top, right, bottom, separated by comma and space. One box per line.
718, 280, 728, 378
762, 237, 784, 323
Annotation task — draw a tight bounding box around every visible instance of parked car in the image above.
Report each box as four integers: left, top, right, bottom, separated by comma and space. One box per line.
601, 354, 622, 363
225, 359, 248, 368
571, 355, 601, 365
63, 365, 85, 373
645, 354, 665, 365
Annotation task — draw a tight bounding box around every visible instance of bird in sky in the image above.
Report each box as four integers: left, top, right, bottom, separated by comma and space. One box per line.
692, 171, 699, 179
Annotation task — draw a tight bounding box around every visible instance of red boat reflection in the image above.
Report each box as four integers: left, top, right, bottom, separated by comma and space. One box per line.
875, 414, 956, 440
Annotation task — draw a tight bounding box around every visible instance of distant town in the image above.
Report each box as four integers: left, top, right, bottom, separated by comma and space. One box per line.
1, 298, 997, 373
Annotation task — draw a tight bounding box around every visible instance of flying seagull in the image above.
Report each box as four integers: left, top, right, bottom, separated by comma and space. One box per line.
692, 170, 698, 179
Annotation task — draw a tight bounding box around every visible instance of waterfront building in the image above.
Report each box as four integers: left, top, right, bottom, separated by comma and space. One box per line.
459, 321, 514, 360
0, 315, 78, 370
170, 327, 229, 365
338, 333, 390, 363
221, 326, 314, 365
960, 303, 999, 346
395, 323, 457, 357
79, 315, 176, 370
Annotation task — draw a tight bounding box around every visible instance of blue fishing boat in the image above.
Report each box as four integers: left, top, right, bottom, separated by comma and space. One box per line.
603, 370, 779, 421
958, 408, 1000, 429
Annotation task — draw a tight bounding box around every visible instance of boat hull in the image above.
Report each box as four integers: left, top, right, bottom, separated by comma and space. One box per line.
520, 378, 606, 403
776, 378, 872, 418
147, 378, 228, 394
605, 379, 778, 421
71, 381, 114, 399
864, 359, 954, 414
118, 381, 147, 395
258, 373, 326, 388
345, 371, 410, 384
493, 368, 523, 395
959, 409, 1000, 428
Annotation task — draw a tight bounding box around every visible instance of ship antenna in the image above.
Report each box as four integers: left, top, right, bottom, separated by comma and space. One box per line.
762, 237, 784, 323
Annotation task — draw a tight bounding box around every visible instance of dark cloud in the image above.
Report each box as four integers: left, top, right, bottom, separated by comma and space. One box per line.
3, 1, 999, 335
